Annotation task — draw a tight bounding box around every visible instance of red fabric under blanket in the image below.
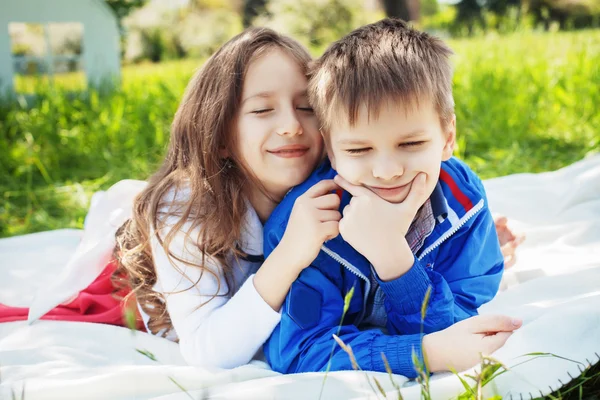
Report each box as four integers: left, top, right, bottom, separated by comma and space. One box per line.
0, 260, 146, 331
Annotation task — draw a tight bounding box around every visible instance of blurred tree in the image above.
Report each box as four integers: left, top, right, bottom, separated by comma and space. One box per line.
380, 0, 422, 21
256, 0, 383, 52
243, 0, 269, 27
105, 0, 148, 27
526, 0, 600, 28
455, 0, 484, 31
454, 0, 599, 30
189, 0, 240, 11
421, 0, 439, 17
488, 0, 520, 14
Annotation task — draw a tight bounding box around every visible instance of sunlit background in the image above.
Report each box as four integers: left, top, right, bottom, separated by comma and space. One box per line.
1, 0, 598, 238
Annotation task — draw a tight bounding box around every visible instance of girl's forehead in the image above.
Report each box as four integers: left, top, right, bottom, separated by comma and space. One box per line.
242, 50, 308, 97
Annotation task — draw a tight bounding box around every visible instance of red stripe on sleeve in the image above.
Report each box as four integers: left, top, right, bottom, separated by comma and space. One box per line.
439, 169, 473, 211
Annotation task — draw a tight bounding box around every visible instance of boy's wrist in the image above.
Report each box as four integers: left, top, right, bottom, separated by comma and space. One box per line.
422, 333, 441, 373
370, 240, 414, 281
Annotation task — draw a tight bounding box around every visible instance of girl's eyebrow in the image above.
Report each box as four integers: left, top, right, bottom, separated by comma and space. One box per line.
243, 89, 308, 104
242, 91, 274, 104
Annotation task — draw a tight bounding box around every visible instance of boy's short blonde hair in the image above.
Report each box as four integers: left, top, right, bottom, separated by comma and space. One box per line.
308, 18, 455, 137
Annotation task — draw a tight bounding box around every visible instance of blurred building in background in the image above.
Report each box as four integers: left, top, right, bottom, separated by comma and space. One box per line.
0, 0, 120, 93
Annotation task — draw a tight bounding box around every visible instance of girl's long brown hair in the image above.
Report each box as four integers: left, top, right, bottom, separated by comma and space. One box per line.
114, 28, 312, 338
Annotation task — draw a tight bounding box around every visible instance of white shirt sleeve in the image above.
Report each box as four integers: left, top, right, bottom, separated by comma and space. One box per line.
150, 220, 281, 369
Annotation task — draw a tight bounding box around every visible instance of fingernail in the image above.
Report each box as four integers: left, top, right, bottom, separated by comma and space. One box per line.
512, 318, 522, 327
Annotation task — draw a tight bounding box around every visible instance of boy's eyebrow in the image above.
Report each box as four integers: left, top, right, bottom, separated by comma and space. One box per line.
337, 130, 427, 145
337, 139, 371, 146
398, 130, 427, 139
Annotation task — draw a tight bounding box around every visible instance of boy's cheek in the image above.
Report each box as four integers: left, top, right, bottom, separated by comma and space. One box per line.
327, 148, 337, 170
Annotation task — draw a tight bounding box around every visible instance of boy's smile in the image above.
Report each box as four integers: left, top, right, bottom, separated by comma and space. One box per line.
368, 181, 413, 203
327, 99, 456, 204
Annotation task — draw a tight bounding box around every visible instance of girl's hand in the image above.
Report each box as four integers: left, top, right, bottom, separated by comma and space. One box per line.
279, 179, 341, 271
422, 314, 523, 373
494, 216, 526, 269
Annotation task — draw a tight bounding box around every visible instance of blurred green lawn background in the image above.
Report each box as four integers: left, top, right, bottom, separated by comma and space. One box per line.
1, 29, 598, 238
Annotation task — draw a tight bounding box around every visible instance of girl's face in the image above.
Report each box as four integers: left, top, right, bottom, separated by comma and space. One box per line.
234, 48, 323, 201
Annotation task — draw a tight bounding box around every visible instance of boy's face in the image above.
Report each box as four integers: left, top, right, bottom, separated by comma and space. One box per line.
327, 99, 455, 204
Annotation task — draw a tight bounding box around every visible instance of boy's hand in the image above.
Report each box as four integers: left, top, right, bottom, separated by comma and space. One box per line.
422, 314, 522, 373
333, 173, 429, 281
279, 179, 341, 272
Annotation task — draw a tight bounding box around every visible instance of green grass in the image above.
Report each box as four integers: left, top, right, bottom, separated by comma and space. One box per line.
0, 30, 599, 398
2, 30, 598, 238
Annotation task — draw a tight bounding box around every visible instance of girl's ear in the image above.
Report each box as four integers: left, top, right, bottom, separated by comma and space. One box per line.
442, 115, 456, 161
219, 147, 229, 159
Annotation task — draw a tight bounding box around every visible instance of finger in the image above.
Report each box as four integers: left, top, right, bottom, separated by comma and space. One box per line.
401, 173, 428, 208
333, 175, 374, 198
501, 242, 517, 257
469, 314, 522, 334
322, 221, 340, 241
501, 236, 524, 257
318, 210, 342, 222
515, 234, 526, 246
494, 216, 508, 227
338, 218, 347, 237
306, 179, 340, 198
481, 331, 513, 354
503, 254, 516, 269
342, 204, 351, 218
313, 193, 341, 210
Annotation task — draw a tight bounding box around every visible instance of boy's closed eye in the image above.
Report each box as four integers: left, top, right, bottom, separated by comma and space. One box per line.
345, 147, 371, 154
344, 141, 426, 155
400, 141, 426, 148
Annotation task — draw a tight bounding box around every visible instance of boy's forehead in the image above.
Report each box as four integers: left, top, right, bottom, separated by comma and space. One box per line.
328, 97, 434, 132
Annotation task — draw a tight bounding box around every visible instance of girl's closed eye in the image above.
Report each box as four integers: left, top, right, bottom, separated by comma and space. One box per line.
251, 108, 273, 115
297, 106, 314, 112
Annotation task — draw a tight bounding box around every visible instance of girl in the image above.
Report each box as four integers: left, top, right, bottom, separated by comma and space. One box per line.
114, 27, 340, 368
114, 27, 523, 371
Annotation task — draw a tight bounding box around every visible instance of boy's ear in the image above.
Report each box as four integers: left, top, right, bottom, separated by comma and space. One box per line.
442, 115, 456, 161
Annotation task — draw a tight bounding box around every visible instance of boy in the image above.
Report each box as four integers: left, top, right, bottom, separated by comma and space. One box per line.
262, 19, 520, 378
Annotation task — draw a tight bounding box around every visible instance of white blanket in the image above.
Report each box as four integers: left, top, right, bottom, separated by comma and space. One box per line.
1, 155, 599, 400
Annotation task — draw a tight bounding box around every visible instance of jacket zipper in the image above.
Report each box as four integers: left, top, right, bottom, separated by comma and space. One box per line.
320, 198, 484, 321
321, 244, 371, 323
418, 199, 485, 261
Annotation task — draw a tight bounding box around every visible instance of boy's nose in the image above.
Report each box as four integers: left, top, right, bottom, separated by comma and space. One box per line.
372, 156, 404, 181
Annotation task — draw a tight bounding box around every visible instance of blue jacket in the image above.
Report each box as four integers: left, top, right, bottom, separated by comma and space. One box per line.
262, 157, 504, 378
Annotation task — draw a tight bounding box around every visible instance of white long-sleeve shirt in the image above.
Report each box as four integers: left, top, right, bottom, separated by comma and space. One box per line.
143, 193, 281, 369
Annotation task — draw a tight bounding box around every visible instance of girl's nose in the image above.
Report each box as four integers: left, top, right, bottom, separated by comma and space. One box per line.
276, 109, 303, 137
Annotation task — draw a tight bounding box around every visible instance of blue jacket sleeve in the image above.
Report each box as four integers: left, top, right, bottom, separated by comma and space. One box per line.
377, 207, 504, 335
263, 266, 426, 378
